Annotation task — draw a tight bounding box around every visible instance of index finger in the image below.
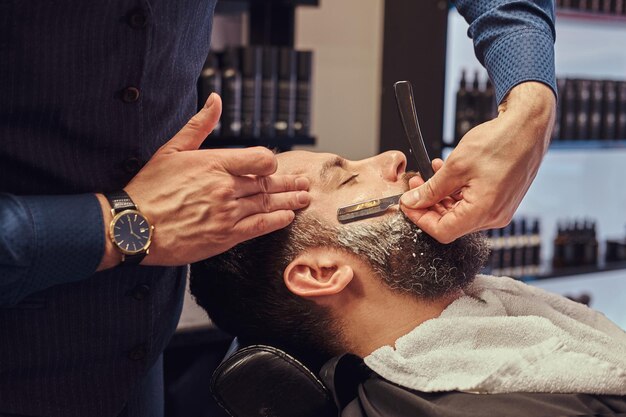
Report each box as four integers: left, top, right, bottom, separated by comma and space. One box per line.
233, 174, 310, 198
402, 200, 481, 244
208, 147, 278, 176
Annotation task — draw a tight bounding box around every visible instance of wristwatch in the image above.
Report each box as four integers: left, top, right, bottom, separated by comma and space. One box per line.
105, 190, 154, 265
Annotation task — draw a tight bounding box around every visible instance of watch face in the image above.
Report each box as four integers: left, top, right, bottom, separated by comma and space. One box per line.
110, 210, 153, 254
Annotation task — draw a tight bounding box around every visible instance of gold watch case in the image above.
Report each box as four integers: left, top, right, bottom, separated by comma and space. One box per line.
109, 209, 155, 256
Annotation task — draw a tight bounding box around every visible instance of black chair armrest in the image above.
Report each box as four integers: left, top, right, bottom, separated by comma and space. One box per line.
211, 342, 338, 417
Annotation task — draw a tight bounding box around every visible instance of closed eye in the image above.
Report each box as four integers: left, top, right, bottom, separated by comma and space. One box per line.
340, 174, 359, 187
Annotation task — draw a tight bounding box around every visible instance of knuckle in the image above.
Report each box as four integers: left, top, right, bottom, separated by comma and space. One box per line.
257, 176, 271, 193
213, 187, 235, 201
445, 157, 467, 174
423, 181, 437, 200
252, 216, 268, 235
185, 115, 204, 133
252, 147, 277, 172
261, 193, 273, 213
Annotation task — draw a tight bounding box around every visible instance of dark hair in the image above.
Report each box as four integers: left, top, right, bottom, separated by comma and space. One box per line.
190, 215, 342, 358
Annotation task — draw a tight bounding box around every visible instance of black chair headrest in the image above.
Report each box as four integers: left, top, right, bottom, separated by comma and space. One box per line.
211, 339, 338, 417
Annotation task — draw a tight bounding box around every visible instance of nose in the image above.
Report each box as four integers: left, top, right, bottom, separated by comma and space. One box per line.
376, 150, 407, 182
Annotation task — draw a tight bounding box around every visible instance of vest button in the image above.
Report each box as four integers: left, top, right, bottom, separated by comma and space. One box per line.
127, 9, 148, 29
121, 87, 140, 103
123, 157, 143, 175
128, 344, 147, 361
131, 284, 151, 301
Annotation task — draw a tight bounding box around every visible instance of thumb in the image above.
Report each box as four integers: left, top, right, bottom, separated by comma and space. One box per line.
400, 164, 462, 209
159, 93, 223, 154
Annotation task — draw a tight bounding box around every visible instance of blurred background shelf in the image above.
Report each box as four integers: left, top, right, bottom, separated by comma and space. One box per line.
549, 140, 626, 150
556, 9, 626, 23
521, 260, 626, 281
202, 135, 315, 150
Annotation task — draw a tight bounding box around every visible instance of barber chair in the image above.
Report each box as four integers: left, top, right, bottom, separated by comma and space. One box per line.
211, 338, 368, 417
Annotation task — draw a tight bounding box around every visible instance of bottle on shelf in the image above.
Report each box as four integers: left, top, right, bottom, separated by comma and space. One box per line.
480, 78, 496, 124
552, 219, 599, 269
588, 79, 604, 140
601, 80, 617, 140
295, 50, 313, 136
453, 69, 471, 145
467, 71, 481, 129
616, 81, 626, 139
561, 79, 577, 140
241, 46, 263, 138
575, 79, 591, 140
276, 48, 297, 137
557, 0, 626, 14
605, 225, 626, 263
261, 47, 279, 138
221, 47, 243, 137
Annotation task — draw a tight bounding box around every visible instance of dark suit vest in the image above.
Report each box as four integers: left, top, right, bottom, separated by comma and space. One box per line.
0, 1, 216, 415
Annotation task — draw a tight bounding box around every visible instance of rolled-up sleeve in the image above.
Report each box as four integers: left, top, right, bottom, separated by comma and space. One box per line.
0, 193, 104, 306
454, 0, 557, 104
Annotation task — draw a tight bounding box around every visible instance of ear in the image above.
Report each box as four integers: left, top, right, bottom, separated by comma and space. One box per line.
284, 248, 354, 298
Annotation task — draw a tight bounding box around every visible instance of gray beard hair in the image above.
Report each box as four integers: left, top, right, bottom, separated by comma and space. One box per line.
290, 212, 490, 299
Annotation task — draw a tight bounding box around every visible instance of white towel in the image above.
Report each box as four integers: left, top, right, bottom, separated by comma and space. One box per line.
364, 275, 626, 395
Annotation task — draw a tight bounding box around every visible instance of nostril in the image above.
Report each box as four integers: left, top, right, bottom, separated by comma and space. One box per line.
397, 157, 407, 178
390, 151, 407, 181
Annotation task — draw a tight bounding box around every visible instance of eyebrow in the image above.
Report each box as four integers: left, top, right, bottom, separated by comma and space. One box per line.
319, 156, 346, 183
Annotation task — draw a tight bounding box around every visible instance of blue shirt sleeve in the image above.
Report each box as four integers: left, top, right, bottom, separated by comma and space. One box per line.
0, 193, 104, 306
454, 0, 557, 104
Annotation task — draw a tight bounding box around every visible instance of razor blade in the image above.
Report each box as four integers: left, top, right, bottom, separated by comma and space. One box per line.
337, 193, 403, 223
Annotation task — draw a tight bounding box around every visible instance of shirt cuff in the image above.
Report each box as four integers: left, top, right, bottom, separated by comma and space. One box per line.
484, 28, 557, 104
18, 194, 104, 300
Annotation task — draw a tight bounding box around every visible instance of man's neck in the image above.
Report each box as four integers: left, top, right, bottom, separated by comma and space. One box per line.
339, 285, 462, 357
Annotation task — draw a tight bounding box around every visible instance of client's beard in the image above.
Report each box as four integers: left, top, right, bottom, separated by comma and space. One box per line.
290, 212, 490, 299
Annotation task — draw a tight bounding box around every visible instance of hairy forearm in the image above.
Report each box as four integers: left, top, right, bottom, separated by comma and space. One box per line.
499, 81, 557, 151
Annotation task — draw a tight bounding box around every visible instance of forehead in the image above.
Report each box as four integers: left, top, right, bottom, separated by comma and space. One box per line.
275, 151, 336, 176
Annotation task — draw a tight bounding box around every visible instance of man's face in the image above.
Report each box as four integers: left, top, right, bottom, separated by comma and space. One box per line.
276, 150, 489, 300
276, 150, 409, 225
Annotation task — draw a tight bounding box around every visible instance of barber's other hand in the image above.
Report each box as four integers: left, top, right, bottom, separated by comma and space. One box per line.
97, 93, 310, 269
400, 82, 556, 243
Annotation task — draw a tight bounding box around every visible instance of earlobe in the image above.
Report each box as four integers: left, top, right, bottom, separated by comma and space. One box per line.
284, 250, 354, 298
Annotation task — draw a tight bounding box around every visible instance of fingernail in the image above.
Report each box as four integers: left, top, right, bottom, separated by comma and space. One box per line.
295, 177, 310, 190
401, 189, 420, 207
297, 191, 310, 205
205, 93, 215, 108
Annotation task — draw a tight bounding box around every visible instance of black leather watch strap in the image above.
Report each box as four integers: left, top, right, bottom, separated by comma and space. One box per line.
123, 253, 145, 265
105, 190, 137, 214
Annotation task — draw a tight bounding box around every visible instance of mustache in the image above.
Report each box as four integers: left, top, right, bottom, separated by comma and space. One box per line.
402, 171, 419, 191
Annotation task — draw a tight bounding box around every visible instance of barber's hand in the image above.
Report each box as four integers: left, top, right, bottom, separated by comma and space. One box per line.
400, 82, 556, 243
97, 93, 310, 269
